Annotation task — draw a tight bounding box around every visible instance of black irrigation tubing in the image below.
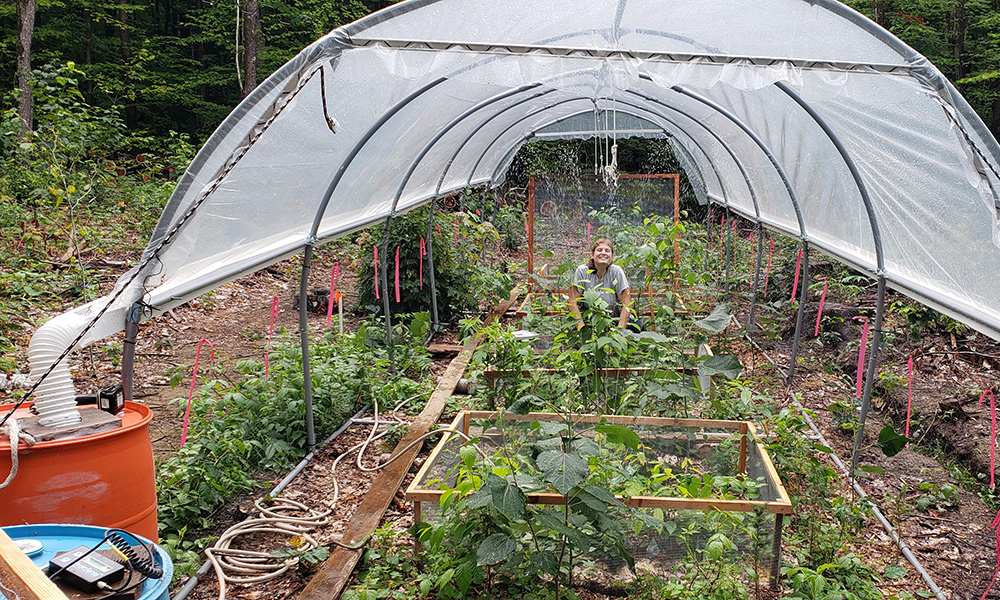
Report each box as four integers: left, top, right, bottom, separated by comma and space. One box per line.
0, 64, 327, 430
171, 404, 369, 600
732, 314, 947, 600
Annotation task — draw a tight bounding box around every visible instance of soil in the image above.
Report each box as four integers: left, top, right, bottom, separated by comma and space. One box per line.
3, 235, 999, 600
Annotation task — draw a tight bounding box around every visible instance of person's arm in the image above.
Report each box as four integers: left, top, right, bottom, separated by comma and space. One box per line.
617, 288, 632, 328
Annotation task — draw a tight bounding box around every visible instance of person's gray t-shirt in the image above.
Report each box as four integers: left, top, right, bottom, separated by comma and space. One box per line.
573, 264, 629, 311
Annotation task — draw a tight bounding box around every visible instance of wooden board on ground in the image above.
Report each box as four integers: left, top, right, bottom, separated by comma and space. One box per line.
298, 288, 519, 600
0, 528, 69, 600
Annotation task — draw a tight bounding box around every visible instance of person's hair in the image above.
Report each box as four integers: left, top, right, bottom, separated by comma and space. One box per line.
586, 238, 615, 270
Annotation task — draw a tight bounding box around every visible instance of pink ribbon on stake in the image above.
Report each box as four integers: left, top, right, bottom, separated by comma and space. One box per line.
814, 277, 829, 337
981, 509, 1000, 600
905, 355, 914, 438
853, 316, 869, 399
394, 246, 401, 303
979, 389, 997, 489
419, 238, 426, 289
791, 249, 803, 304
373, 245, 380, 300
180, 338, 214, 448
764, 238, 774, 297
524, 212, 529, 235
265, 296, 279, 380
435, 223, 442, 236
326, 262, 340, 328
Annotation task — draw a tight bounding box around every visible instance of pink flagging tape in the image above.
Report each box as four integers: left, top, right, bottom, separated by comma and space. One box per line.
265, 296, 279, 380
853, 316, 869, 399
395, 246, 401, 303
980, 509, 1000, 600
436, 223, 442, 236
586, 221, 592, 248
906, 355, 914, 437
374, 245, 380, 300
419, 238, 426, 289
814, 277, 829, 337
475, 208, 481, 216
524, 212, 529, 236
180, 338, 215, 448
326, 262, 339, 328
791, 249, 802, 304
980, 389, 997, 489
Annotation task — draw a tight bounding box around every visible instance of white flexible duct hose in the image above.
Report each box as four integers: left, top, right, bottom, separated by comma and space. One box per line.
28, 313, 83, 427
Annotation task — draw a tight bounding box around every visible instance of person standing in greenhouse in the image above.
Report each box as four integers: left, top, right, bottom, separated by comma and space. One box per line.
569, 238, 639, 331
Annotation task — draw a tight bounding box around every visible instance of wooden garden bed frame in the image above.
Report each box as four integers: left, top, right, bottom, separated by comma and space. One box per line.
406, 411, 792, 585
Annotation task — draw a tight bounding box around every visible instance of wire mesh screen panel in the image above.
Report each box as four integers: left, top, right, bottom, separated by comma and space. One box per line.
528, 174, 679, 291
407, 412, 790, 580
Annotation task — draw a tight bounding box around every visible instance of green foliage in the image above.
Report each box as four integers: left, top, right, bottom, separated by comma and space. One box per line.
354, 208, 513, 324
156, 327, 432, 535
914, 481, 960, 512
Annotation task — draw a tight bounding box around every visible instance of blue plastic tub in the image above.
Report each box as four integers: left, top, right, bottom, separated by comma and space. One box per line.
1, 523, 173, 600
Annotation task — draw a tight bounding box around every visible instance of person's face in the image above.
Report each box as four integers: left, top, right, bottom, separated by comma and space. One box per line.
592, 242, 614, 268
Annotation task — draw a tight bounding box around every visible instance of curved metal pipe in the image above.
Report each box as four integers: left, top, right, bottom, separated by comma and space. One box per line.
670, 85, 810, 383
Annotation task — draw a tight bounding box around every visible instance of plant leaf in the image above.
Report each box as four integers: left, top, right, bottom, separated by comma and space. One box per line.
877, 425, 908, 457
536, 449, 590, 496
695, 303, 732, 333
697, 354, 743, 379
492, 481, 527, 520
595, 423, 641, 449
884, 564, 907, 579
477, 533, 517, 566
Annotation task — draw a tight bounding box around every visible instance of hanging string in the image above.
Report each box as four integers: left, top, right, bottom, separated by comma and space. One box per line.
265, 296, 279, 380
979, 389, 997, 489
419, 237, 426, 290
326, 262, 339, 328
394, 246, 401, 303
906, 355, 914, 438
814, 277, 829, 337
180, 338, 215, 448
853, 316, 869, 400
373, 245, 380, 300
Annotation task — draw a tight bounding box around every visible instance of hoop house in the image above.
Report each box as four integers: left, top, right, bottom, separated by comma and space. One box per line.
23, 0, 1000, 441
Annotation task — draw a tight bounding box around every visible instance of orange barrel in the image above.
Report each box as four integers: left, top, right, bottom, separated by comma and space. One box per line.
0, 402, 158, 540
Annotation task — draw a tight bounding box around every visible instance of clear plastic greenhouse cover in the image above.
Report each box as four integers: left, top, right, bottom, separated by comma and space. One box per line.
50, 0, 1000, 347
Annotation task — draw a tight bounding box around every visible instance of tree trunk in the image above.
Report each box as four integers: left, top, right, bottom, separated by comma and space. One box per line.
873, 1, 886, 27
119, 0, 138, 129
240, 0, 261, 98
950, 0, 967, 81
15, 0, 36, 138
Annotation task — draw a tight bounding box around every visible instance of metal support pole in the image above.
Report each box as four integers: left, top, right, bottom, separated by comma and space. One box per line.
379, 220, 395, 373
850, 276, 887, 478
747, 224, 765, 330
426, 201, 440, 333
121, 307, 140, 402
723, 210, 733, 301
704, 204, 712, 273
769, 513, 785, 589
299, 244, 316, 452
786, 242, 810, 385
